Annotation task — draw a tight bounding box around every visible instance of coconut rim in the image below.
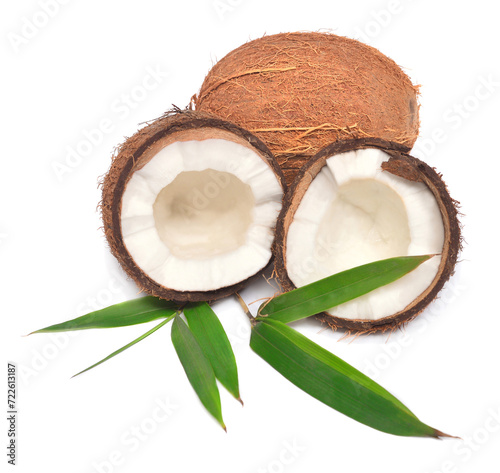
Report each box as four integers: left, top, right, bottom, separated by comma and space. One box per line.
273, 137, 461, 333
103, 111, 287, 302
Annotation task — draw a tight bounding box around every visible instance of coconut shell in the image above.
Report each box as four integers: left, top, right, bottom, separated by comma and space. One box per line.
101, 109, 286, 302
273, 138, 461, 334
193, 32, 420, 186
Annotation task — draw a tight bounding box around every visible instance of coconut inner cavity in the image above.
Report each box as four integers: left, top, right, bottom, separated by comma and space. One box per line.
286, 148, 445, 320
316, 179, 411, 274
153, 170, 255, 259
120, 137, 283, 292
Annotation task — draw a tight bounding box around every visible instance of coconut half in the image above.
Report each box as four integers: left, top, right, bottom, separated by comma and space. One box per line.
101, 111, 285, 301
274, 138, 460, 333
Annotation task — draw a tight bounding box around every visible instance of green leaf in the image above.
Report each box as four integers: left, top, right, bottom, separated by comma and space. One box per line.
171, 315, 226, 431
73, 312, 177, 378
31, 297, 179, 334
259, 255, 433, 323
250, 318, 450, 438
184, 302, 241, 403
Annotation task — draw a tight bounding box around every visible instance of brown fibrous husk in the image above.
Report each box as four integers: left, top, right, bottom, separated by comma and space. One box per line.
100, 108, 286, 302
273, 138, 461, 334
193, 32, 420, 186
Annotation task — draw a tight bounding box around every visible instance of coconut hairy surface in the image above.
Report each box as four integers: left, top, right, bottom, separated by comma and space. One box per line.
101, 110, 286, 302
193, 32, 419, 186
273, 138, 461, 334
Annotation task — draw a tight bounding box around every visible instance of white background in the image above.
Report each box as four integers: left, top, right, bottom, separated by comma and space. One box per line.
2, 1, 500, 472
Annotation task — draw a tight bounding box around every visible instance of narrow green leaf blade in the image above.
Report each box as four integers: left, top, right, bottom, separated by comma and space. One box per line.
31, 297, 179, 333
171, 315, 226, 430
184, 302, 241, 402
260, 255, 433, 323
250, 318, 449, 438
72, 312, 177, 377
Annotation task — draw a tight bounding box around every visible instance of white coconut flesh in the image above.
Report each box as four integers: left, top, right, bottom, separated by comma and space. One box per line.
120, 138, 283, 292
286, 148, 445, 320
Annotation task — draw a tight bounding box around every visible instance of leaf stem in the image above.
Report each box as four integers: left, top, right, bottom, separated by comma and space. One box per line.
235, 293, 256, 325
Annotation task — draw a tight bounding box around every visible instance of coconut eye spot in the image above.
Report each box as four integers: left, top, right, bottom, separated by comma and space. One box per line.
316, 179, 411, 275
153, 170, 255, 259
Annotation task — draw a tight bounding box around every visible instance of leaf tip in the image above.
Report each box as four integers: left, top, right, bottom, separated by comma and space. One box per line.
26, 328, 47, 336
433, 429, 460, 440
71, 367, 90, 379
237, 397, 244, 407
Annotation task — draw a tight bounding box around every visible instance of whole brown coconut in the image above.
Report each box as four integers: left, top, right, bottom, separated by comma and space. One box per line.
193, 32, 420, 186
273, 138, 461, 334
101, 109, 286, 302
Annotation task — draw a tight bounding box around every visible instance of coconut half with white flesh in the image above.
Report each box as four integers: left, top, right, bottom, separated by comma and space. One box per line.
274, 138, 461, 333
101, 111, 286, 301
